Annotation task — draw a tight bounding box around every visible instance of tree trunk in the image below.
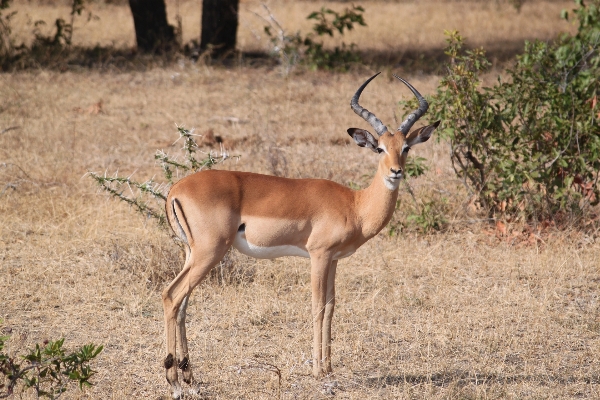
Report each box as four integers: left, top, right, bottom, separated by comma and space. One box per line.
200, 0, 239, 57
128, 0, 176, 53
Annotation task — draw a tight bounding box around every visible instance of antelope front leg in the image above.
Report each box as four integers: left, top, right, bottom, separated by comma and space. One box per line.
322, 259, 337, 375
310, 252, 333, 378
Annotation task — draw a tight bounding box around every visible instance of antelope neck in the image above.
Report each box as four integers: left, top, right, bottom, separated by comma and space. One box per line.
355, 164, 399, 239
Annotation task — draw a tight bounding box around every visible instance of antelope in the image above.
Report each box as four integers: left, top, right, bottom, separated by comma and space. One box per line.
162, 72, 439, 398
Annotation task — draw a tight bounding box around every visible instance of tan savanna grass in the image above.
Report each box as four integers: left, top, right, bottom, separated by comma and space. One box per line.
1, 1, 599, 398
9, 1, 575, 58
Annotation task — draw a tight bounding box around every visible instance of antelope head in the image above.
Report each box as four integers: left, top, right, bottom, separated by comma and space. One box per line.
348, 72, 440, 190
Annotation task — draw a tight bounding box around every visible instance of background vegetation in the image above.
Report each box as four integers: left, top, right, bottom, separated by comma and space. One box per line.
421, 3, 600, 226
1, 0, 599, 398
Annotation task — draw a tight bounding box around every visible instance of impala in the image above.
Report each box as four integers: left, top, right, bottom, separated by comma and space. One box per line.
162, 72, 439, 397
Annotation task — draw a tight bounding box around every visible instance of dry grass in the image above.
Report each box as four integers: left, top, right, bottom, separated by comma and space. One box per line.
8, 0, 575, 67
1, 2, 599, 399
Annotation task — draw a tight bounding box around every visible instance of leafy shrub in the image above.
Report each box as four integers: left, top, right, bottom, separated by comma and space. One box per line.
405, 0, 600, 226
262, 4, 366, 72
1, 325, 102, 398
91, 127, 248, 285
90, 126, 233, 229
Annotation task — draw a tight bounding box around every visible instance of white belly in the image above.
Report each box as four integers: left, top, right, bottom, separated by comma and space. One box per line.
232, 231, 310, 259
333, 249, 355, 260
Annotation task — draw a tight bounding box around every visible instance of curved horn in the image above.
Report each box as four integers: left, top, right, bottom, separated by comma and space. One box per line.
351, 72, 389, 136
394, 74, 429, 136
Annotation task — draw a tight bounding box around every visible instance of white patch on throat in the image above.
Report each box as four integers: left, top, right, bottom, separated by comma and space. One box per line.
233, 231, 310, 259
383, 176, 401, 191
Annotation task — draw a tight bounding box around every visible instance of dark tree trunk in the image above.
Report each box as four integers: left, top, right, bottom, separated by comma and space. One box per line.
128, 0, 176, 53
200, 0, 239, 57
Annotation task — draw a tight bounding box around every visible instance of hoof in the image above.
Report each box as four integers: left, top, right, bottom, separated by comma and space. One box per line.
322, 380, 338, 396
188, 382, 210, 397
170, 389, 183, 400
167, 383, 183, 399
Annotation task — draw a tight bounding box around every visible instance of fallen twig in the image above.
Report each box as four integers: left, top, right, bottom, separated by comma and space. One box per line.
0, 126, 20, 135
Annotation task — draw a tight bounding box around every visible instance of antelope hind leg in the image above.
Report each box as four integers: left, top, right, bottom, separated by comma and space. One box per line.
176, 296, 194, 384
162, 266, 192, 399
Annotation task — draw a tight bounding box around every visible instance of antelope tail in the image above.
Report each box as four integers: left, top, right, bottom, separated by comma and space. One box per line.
169, 198, 192, 246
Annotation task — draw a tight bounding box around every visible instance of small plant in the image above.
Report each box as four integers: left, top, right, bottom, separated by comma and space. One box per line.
262, 4, 366, 72
31, 0, 93, 47
389, 193, 449, 236
0, 160, 29, 198
90, 125, 235, 230
406, 198, 449, 233
509, 0, 526, 12
404, 155, 429, 179
347, 181, 362, 190
1, 323, 102, 398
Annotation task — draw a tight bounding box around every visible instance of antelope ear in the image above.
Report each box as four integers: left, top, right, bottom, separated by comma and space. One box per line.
405, 120, 440, 148
347, 128, 379, 153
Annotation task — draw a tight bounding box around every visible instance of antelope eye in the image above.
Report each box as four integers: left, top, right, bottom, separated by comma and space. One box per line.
376, 148, 384, 154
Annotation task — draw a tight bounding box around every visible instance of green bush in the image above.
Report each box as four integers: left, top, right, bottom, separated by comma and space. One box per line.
407, 0, 600, 225
0, 0, 99, 70
263, 4, 366, 72
1, 325, 102, 398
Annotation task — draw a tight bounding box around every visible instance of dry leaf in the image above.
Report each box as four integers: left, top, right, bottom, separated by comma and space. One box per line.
496, 220, 507, 236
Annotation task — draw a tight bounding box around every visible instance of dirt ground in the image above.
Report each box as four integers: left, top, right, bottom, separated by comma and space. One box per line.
1, 1, 599, 399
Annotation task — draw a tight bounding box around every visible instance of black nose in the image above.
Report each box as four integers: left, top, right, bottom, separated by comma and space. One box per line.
390, 167, 402, 175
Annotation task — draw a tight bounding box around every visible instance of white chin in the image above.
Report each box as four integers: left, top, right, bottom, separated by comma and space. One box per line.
384, 177, 401, 191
